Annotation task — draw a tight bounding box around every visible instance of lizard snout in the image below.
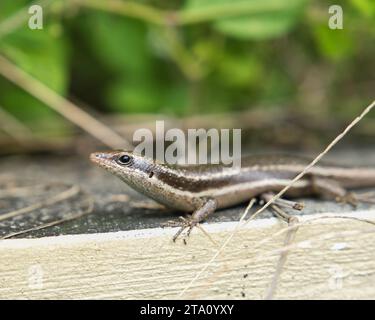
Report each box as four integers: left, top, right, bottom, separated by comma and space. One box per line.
90, 152, 112, 164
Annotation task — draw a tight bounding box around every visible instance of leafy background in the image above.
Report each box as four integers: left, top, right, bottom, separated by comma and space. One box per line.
0, 0, 374, 138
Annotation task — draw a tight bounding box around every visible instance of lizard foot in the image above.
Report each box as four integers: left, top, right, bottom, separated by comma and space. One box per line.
161, 216, 186, 228
162, 199, 217, 243
162, 216, 199, 243
167, 217, 198, 244
260, 192, 304, 211
174, 216, 199, 243
335, 192, 359, 207
350, 191, 375, 205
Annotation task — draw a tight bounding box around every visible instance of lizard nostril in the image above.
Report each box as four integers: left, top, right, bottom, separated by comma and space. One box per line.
90, 152, 105, 162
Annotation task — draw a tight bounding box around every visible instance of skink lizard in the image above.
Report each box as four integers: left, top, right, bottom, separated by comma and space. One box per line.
90, 151, 375, 240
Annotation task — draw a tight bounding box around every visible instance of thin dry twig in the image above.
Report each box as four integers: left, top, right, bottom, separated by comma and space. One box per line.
0, 0, 53, 38
196, 224, 219, 247
0, 197, 94, 239
247, 100, 375, 223
0, 105, 35, 143
177, 198, 256, 297
0, 55, 131, 150
257, 215, 375, 259
186, 213, 375, 299
227, 220, 375, 285
178, 99, 375, 297
246, 213, 375, 259
0, 184, 80, 222
264, 208, 299, 300
0, 186, 46, 198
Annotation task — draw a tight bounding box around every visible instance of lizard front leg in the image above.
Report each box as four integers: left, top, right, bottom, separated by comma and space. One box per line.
169, 198, 217, 242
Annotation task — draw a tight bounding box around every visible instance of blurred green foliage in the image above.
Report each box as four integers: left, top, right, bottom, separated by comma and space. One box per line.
0, 0, 374, 133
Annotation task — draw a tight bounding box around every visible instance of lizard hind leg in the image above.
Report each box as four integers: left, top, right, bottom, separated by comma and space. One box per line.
310, 177, 359, 206
260, 192, 305, 212
260, 192, 302, 224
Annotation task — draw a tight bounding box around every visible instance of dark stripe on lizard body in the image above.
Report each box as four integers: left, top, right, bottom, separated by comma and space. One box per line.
90, 151, 375, 212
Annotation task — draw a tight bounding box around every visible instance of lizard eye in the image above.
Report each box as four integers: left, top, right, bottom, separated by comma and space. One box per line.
117, 154, 132, 166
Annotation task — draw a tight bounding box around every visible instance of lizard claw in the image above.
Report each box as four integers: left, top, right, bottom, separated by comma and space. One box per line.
172, 217, 199, 243
160, 216, 198, 242
161, 199, 216, 243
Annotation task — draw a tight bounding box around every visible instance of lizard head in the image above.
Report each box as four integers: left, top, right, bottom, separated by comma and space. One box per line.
90, 150, 192, 211
90, 150, 157, 191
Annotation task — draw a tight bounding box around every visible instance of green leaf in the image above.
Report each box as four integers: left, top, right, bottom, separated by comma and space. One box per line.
313, 24, 354, 61
350, 0, 375, 18
215, 12, 302, 40
107, 75, 190, 114
1, 30, 68, 93
0, 1, 68, 92
185, 0, 308, 40
216, 52, 263, 88
0, 1, 69, 130
83, 13, 159, 112
107, 78, 164, 113
83, 13, 191, 114
83, 13, 152, 76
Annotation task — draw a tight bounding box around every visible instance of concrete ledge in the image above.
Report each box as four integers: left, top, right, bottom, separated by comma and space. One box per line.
1, 210, 375, 299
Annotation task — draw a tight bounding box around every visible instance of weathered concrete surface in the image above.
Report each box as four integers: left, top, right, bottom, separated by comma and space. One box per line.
0, 148, 375, 238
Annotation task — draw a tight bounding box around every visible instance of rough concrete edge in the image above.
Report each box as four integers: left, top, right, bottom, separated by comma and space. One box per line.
1, 209, 374, 249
